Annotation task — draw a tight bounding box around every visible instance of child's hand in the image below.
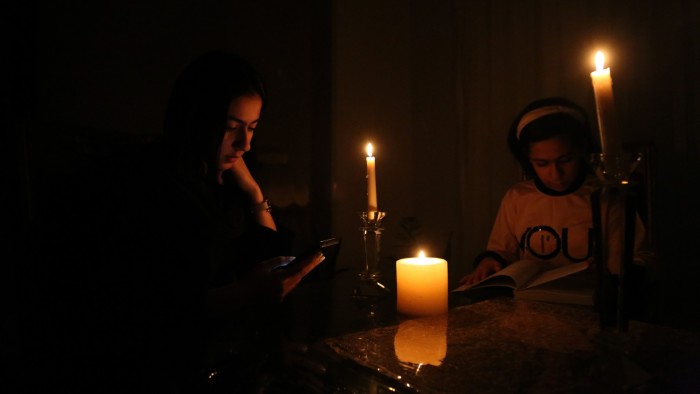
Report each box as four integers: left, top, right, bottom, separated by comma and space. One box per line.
458, 258, 503, 287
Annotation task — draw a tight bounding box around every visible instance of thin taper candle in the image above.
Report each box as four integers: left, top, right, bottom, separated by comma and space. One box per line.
590, 51, 621, 153
366, 143, 378, 212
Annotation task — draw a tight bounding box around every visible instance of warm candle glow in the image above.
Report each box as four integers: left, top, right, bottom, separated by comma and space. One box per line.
595, 51, 605, 71
590, 50, 621, 154
365, 142, 378, 212
396, 253, 448, 317
394, 316, 447, 367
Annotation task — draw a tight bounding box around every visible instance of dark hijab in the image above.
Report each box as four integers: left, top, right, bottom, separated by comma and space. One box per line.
162, 51, 267, 181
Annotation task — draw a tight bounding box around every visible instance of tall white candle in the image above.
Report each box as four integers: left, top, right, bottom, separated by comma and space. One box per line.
396, 251, 448, 317
365, 143, 378, 212
590, 51, 621, 154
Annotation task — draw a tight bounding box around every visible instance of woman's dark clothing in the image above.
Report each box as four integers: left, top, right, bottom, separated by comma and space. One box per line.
18, 143, 286, 392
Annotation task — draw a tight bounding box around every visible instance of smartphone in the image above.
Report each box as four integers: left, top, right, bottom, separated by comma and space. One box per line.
274, 237, 341, 271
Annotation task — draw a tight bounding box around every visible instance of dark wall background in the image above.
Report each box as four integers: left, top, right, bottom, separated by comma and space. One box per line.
6, 0, 700, 329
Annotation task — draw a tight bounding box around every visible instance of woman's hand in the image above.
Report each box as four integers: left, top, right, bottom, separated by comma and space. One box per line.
458, 258, 503, 287
256, 253, 326, 302
228, 157, 276, 230
229, 157, 263, 201
207, 253, 326, 318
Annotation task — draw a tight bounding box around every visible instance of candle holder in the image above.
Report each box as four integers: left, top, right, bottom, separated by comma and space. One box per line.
589, 152, 643, 332
590, 152, 642, 187
353, 211, 391, 300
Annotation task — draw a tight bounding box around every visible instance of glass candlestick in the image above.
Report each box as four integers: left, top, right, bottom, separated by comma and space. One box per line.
353, 211, 391, 299
590, 152, 642, 187
589, 152, 643, 332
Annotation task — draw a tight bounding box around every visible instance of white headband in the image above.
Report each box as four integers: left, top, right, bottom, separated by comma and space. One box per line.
516, 105, 585, 139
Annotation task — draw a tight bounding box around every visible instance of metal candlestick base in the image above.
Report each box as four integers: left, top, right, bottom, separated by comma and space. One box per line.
353, 211, 391, 300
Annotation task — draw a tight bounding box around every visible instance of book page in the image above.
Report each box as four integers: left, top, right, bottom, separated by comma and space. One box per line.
523, 261, 590, 289
515, 273, 594, 306
452, 260, 542, 292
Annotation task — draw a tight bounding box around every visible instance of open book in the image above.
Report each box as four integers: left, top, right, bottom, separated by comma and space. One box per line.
452, 260, 594, 306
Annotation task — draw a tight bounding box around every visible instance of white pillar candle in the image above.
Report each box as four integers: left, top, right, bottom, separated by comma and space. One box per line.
396, 251, 448, 317
365, 143, 378, 212
590, 51, 621, 154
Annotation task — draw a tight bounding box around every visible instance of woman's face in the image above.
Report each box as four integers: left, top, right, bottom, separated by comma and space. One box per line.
528, 137, 582, 192
217, 94, 263, 172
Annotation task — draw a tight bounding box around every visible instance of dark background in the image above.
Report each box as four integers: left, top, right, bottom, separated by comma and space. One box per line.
5, 0, 699, 329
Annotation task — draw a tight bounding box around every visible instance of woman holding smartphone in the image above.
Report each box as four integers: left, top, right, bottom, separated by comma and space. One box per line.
21, 51, 324, 393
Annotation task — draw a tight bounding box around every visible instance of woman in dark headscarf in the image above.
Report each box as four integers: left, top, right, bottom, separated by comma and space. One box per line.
21, 51, 324, 393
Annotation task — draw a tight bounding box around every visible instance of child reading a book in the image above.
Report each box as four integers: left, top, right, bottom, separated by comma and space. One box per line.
459, 97, 653, 291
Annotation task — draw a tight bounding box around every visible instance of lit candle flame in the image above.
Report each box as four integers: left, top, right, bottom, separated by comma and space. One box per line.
595, 51, 605, 71
418, 250, 426, 258
366, 143, 374, 157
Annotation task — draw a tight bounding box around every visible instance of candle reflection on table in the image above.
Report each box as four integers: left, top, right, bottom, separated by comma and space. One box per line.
394, 315, 447, 368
